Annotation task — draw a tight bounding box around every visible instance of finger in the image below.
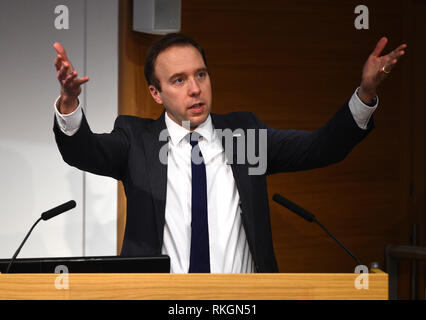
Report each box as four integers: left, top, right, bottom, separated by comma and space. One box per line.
75, 76, 90, 86
64, 60, 75, 73
382, 57, 400, 74
390, 44, 406, 57
54, 54, 65, 71
398, 43, 408, 50
386, 52, 402, 65
53, 42, 70, 62
384, 46, 406, 70
54, 56, 61, 71
57, 62, 71, 81
57, 66, 65, 81
64, 71, 78, 86
371, 37, 388, 57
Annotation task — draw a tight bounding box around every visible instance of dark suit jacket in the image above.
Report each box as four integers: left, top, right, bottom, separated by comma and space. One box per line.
53, 102, 373, 272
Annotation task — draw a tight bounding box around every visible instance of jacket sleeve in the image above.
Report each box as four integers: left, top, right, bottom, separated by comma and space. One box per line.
251, 102, 375, 175
53, 111, 130, 181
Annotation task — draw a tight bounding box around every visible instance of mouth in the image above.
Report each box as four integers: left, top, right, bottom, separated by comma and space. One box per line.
188, 102, 205, 114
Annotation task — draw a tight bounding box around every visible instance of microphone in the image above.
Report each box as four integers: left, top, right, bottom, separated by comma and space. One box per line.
272, 193, 362, 266
41, 200, 76, 221
5, 200, 76, 274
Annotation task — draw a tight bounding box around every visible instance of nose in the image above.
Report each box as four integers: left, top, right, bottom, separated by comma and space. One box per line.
188, 77, 201, 96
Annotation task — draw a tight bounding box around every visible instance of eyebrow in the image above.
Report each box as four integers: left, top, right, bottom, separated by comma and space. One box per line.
168, 67, 209, 82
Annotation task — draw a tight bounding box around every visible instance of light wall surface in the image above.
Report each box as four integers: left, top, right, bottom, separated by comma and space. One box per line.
0, 0, 118, 259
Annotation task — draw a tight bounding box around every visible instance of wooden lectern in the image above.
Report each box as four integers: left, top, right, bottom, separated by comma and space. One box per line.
0, 269, 387, 300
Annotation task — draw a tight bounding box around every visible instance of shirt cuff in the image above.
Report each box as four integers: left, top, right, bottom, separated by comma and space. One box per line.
348, 87, 378, 130
54, 96, 83, 136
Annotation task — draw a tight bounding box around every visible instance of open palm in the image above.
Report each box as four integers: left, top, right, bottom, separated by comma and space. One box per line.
360, 37, 407, 94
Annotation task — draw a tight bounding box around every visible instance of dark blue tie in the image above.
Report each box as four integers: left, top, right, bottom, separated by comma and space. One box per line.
188, 132, 210, 273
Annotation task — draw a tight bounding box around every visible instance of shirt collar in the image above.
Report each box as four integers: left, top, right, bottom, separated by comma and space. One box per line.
164, 111, 214, 146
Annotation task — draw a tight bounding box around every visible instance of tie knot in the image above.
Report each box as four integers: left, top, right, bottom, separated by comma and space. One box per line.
188, 132, 201, 148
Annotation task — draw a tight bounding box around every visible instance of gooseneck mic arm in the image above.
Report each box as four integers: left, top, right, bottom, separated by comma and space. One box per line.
5, 200, 76, 274
272, 193, 362, 266
5, 217, 42, 274
312, 216, 362, 266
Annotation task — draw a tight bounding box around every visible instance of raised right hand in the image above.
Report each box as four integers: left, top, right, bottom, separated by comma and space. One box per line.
53, 42, 89, 114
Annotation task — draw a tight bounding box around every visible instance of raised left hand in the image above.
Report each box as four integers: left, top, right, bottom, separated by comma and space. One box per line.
358, 37, 407, 104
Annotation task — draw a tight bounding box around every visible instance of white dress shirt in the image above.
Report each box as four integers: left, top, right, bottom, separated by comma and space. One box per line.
54, 88, 378, 273
161, 112, 255, 273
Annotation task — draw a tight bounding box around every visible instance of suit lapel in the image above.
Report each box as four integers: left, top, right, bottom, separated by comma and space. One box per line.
144, 112, 256, 249
142, 112, 168, 246
212, 114, 260, 268
211, 114, 253, 225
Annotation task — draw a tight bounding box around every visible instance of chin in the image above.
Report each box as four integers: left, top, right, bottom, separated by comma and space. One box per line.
190, 114, 208, 128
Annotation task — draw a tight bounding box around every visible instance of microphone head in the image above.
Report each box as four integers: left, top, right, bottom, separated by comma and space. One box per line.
272, 193, 315, 222
41, 200, 76, 221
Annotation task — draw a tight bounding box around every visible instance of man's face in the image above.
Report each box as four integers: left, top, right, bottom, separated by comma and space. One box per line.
149, 45, 212, 129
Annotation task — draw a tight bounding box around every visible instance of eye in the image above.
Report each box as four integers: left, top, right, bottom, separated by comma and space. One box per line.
198, 72, 206, 78
174, 77, 184, 85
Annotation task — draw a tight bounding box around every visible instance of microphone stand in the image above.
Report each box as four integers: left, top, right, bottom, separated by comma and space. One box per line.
273, 193, 363, 267
5, 217, 42, 274
313, 218, 362, 266
4, 199, 76, 274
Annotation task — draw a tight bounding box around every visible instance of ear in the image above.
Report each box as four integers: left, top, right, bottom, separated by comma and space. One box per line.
149, 85, 163, 105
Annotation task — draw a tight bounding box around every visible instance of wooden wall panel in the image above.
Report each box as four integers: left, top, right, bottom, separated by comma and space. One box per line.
404, 0, 426, 299
118, 0, 424, 298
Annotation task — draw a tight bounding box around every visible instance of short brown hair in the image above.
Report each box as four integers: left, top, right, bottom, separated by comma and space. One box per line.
144, 33, 207, 92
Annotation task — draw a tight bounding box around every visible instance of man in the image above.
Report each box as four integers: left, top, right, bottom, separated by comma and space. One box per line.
53, 33, 406, 273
